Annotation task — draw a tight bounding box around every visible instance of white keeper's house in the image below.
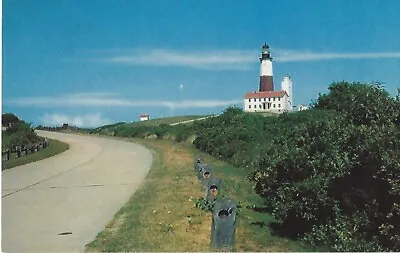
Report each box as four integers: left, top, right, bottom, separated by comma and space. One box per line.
244, 43, 294, 114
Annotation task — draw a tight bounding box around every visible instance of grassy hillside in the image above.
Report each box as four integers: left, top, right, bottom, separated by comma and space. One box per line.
87, 115, 213, 138
85, 81, 400, 252
86, 138, 314, 252
133, 115, 212, 126
92, 115, 207, 130
2, 139, 69, 170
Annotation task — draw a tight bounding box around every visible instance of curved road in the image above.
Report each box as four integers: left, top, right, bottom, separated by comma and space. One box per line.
2, 130, 153, 253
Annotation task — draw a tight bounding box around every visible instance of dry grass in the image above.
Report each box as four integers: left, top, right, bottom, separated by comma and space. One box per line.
85, 140, 214, 252
85, 137, 314, 252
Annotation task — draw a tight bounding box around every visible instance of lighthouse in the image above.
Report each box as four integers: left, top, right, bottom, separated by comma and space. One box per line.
259, 43, 274, 92
244, 43, 293, 114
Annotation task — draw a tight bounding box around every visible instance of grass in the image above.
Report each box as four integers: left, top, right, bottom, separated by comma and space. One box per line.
128, 115, 212, 127
88, 115, 214, 136
86, 139, 212, 252
249, 111, 280, 117
85, 137, 315, 252
2, 138, 69, 171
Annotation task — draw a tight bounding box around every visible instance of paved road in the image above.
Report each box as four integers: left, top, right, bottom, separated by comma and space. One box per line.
2, 131, 153, 253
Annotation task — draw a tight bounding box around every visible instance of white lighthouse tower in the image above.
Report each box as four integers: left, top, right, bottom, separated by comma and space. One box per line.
259, 43, 274, 92
281, 76, 293, 111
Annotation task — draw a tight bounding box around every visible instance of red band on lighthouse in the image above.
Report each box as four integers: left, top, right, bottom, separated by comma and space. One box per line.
259, 76, 274, 92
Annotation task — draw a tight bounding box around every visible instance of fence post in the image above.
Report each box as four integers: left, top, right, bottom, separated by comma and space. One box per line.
210, 198, 237, 250
199, 165, 212, 181
6, 150, 10, 160
196, 164, 206, 180
16, 147, 21, 158
201, 177, 210, 194
207, 178, 222, 201
194, 159, 202, 173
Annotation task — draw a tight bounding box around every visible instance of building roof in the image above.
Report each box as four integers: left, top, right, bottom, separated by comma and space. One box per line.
244, 90, 287, 99
140, 114, 149, 117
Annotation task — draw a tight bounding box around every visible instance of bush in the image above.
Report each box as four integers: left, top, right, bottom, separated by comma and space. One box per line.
246, 82, 400, 251
2, 114, 42, 150
191, 81, 400, 251
313, 81, 399, 126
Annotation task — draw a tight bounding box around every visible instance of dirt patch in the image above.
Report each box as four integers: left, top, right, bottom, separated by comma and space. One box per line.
104, 213, 127, 237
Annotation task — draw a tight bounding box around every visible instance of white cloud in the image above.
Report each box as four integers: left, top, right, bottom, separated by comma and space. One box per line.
99, 49, 256, 70
41, 113, 112, 128
273, 49, 400, 62
6, 93, 241, 110
95, 48, 400, 68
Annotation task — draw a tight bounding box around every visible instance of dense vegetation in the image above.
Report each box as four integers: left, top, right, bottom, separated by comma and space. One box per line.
194, 81, 400, 251
2, 113, 43, 150
44, 81, 400, 251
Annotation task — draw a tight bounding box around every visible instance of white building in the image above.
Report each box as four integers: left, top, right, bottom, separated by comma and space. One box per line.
243, 43, 293, 114
140, 114, 150, 121
244, 91, 290, 113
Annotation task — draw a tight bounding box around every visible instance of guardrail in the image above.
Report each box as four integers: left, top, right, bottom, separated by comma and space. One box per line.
193, 156, 237, 250
2, 140, 50, 161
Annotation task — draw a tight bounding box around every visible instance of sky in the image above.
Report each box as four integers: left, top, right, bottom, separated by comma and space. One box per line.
2, 0, 400, 127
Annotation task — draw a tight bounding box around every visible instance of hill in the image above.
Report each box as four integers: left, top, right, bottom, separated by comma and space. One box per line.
88, 114, 214, 137
81, 81, 400, 252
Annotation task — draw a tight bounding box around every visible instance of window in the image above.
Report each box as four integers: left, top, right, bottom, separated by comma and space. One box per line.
254, 98, 256, 102
268, 98, 271, 101
273, 104, 276, 108
259, 98, 261, 101
264, 98, 266, 101
278, 104, 281, 108
273, 98, 276, 101
248, 105, 251, 108
259, 104, 262, 108
248, 99, 251, 102
278, 97, 281, 101
254, 105, 256, 108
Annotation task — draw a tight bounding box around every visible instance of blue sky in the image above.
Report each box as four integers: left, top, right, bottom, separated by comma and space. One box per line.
2, 0, 400, 127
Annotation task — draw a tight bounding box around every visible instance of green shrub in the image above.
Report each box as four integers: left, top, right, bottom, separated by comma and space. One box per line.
2, 114, 42, 150
246, 82, 400, 251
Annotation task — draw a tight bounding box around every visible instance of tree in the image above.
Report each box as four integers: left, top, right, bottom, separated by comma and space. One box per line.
2, 113, 20, 126
312, 81, 399, 126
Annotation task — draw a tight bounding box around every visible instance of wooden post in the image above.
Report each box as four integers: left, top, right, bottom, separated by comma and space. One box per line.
16, 147, 21, 158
